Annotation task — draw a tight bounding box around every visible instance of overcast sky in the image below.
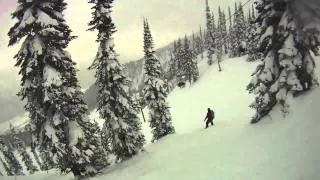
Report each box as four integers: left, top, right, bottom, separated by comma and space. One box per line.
0, 0, 249, 88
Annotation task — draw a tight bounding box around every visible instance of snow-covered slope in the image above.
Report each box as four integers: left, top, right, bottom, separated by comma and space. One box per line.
8, 55, 320, 180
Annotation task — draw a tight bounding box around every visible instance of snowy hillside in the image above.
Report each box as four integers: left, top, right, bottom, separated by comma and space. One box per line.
6, 55, 320, 180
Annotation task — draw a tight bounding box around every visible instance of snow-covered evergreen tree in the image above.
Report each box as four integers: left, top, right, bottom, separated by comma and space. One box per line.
10, 128, 38, 174
191, 32, 202, 58
167, 47, 177, 82
246, 3, 261, 62
0, 138, 23, 175
168, 38, 185, 87
247, 0, 318, 124
199, 26, 205, 58
88, 0, 145, 163
228, 6, 232, 30
216, 7, 224, 72
8, 0, 93, 177
207, 12, 217, 66
229, 2, 248, 57
205, 0, 212, 49
229, 3, 239, 57
175, 38, 188, 87
181, 36, 199, 85
227, 6, 233, 54
132, 93, 146, 122
220, 9, 228, 54
191, 32, 197, 52
205, 0, 215, 65
234, 2, 247, 57
82, 121, 109, 175
143, 19, 175, 142
211, 12, 216, 35
297, 11, 320, 56
39, 145, 55, 171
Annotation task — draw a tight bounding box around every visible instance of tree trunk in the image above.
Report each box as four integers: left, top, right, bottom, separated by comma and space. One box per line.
218, 55, 222, 72
141, 108, 146, 122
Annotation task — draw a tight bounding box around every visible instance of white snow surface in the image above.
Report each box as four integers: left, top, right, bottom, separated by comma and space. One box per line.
16, 9, 35, 31
3, 55, 320, 179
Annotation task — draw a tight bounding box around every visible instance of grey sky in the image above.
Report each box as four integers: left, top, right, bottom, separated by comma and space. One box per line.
0, 0, 248, 122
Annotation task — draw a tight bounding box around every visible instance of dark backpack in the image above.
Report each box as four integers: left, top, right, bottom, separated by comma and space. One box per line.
211, 110, 215, 119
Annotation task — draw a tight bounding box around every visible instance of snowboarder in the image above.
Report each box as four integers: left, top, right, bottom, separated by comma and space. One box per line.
204, 108, 215, 128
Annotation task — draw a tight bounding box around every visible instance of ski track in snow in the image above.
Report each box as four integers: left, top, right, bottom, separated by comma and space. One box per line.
2, 55, 320, 180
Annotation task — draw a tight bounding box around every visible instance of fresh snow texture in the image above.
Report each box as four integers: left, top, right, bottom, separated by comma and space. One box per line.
68, 121, 84, 147
36, 10, 59, 27
2, 55, 320, 180
43, 65, 62, 87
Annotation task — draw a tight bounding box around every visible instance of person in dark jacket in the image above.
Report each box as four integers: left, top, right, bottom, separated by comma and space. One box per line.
204, 108, 214, 128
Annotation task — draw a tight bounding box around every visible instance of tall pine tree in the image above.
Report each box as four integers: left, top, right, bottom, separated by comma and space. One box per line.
234, 2, 247, 57
205, 0, 212, 49
205, 0, 215, 65
167, 42, 177, 82
82, 121, 109, 175
176, 37, 188, 87
8, 0, 94, 177
181, 35, 199, 85
174, 38, 187, 87
39, 145, 55, 172
143, 19, 175, 142
218, 8, 228, 54
88, 0, 145, 163
222, 11, 228, 54
228, 6, 232, 29
227, 6, 233, 54
199, 26, 205, 58
230, 2, 239, 57
246, 3, 261, 61
216, 7, 224, 72
247, 0, 318, 123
